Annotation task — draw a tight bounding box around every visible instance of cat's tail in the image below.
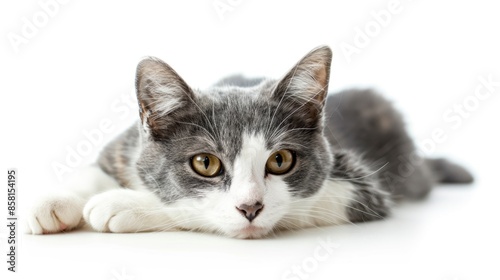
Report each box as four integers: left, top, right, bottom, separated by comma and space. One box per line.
426, 158, 474, 184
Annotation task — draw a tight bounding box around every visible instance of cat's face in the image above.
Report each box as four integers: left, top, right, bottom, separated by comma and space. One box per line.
135, 47, 333, 238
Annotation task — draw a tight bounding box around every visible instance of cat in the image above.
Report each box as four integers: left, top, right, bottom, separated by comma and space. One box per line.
26, 46, 473, 238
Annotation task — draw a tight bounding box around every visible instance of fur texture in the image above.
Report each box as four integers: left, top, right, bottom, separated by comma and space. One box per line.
26, 46, 473, 238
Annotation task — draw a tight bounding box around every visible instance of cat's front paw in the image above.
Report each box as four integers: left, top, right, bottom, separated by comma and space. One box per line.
83, 189, 166, 233
25, 192, 85, 234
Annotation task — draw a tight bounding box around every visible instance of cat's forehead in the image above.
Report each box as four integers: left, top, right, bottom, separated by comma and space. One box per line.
199, 79, 274, 100
194, 83, 276, 128
170, 83, 316, 162
185, 87, 273, 160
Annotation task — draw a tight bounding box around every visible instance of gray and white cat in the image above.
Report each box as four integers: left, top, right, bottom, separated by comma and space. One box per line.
26, 46, 473, 238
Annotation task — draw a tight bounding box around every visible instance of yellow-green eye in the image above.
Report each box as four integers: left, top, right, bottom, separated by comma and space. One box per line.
191, 153, 223, 177
266, 150, 295, 175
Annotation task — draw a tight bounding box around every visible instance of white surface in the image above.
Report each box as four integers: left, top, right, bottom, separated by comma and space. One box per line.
1, 0, 500, 279
16, 186, 500, 280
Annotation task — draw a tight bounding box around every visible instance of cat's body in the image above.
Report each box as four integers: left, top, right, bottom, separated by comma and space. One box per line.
26, 47, 472, 238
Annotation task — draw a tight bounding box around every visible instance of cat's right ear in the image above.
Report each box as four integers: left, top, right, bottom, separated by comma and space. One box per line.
135, 57, 194, 138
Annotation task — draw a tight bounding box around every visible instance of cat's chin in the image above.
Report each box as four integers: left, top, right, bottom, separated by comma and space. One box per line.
229, 225, 272, 239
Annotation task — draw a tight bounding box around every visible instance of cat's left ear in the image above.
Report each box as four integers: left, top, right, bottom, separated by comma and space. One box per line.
272, 46, 332, 120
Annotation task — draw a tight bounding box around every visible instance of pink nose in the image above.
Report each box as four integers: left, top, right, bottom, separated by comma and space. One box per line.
236, 202, 264, 222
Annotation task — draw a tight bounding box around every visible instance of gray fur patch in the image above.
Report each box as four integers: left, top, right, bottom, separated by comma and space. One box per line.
329, 151, 391, 222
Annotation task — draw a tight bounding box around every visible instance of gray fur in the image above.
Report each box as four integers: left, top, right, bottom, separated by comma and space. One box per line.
96, 46, 472, 227
214, 74, 265, 88
324, 89, 473, 200
329, 151, 391, 222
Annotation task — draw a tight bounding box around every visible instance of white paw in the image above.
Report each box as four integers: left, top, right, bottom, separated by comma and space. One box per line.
25, 192, 85, 234
83, 189, 166, 233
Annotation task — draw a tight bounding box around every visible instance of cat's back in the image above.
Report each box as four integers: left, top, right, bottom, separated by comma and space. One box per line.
324, 89, 434, 198
324, 89, 409, 153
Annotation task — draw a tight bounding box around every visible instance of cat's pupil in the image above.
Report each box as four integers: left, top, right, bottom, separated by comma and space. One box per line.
275, 153, 283, 167
203, 156, 210, 169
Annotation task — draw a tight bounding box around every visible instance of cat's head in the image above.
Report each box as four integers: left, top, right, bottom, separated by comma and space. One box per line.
135, 46, 333, 238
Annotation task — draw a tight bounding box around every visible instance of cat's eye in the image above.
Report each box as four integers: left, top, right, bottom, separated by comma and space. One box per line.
191, 153, 223, 177
266, 149, 295, 175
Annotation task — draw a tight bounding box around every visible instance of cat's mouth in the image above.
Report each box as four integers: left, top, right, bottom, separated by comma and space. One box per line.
233, 225, 270, 239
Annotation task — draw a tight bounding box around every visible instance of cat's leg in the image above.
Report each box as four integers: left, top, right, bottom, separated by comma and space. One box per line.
82, 188, 171, 233
25, 165, 120, 234
329, 151, 392, 223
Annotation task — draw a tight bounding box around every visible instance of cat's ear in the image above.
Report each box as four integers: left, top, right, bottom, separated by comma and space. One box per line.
135, 57, 194, 137
272, 46, 332, 120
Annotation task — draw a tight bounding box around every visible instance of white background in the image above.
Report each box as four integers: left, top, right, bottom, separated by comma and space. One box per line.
1, 0, 499, 279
